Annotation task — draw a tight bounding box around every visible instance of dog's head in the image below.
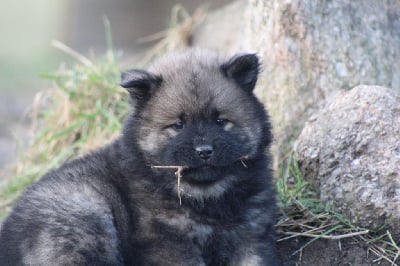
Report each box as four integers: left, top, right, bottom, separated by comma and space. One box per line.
121, 49, 271, 200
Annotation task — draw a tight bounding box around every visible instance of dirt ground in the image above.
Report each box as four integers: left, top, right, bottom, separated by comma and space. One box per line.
0, 225, 392, 266
277, 236, 394, 266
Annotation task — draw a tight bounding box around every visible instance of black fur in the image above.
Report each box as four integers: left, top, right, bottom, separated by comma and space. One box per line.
120, 70, 162, 103
0, 49, 279, 265
221, 53, 260, 92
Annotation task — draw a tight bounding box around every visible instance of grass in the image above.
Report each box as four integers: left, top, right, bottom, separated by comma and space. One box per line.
277, 153, 400, 264
0, 44, 129, 216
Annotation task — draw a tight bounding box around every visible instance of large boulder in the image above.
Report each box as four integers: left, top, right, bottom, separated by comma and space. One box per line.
295, 85, 400, 230
244, 0, 400, 166
193, 0, 400, 168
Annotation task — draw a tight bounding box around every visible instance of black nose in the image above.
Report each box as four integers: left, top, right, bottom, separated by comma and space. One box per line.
195, 145, 214, 160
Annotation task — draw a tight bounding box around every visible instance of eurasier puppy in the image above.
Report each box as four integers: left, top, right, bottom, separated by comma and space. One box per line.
0, 49, 279, 265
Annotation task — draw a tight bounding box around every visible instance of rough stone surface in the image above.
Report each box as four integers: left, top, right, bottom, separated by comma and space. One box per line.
295, 85, 400, 230
193, 0, 400, 168
244, 0, 400, 166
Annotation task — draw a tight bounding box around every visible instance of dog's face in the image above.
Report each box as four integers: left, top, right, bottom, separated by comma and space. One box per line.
121, 49, 271, 199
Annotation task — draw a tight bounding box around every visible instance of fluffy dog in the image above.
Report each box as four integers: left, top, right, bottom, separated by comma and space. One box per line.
0, 49, 279, 265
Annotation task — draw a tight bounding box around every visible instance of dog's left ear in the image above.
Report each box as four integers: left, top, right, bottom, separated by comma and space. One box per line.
221, 54, 260, 92
120, 69, 162, 103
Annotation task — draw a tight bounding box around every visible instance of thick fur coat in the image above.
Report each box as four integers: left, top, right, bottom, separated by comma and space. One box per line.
0, 49, 279, 265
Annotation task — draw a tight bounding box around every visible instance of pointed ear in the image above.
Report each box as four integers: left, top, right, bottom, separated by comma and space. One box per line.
120, 69, 162, 102
221, 54, 260, 92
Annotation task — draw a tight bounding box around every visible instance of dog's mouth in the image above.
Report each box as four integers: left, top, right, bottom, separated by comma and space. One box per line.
151, 164, 221, 204
151, 164, 224, 184
181, 166, 222, 185
151, 157, 249, 204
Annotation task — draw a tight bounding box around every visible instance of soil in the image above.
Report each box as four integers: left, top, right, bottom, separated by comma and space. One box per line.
277, 236, 394, 266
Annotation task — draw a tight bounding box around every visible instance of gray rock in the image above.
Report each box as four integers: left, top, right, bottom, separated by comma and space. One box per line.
295, 85, 400, 231
244, 0, 400, 166
192, 0, 400, 168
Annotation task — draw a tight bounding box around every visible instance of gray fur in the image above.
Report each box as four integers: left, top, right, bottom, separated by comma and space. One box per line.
0, 49, 279, 265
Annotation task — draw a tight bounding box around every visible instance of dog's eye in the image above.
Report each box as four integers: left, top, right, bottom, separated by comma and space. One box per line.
172, 121, 184, 130
216, 118, 228, 126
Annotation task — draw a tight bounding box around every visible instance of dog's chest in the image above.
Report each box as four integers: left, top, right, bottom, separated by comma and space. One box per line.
137, 207, 214, 246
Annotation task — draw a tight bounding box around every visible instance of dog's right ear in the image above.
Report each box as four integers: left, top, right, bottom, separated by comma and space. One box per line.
120, 70, 162, 103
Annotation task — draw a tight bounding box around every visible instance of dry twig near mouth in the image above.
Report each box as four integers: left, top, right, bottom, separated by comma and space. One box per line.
151, 165, 188, 205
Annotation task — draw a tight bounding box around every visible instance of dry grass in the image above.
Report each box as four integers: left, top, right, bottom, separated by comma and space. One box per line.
151, 165, 189, 205
276, 153, 400, 265
0, 44, 128, 218
137, 4, 207, 65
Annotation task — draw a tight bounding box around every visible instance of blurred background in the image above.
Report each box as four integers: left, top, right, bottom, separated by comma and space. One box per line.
0, 0, 232, 171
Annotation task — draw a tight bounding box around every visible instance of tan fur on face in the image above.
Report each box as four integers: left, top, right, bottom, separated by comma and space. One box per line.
138, 49, 264, 160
